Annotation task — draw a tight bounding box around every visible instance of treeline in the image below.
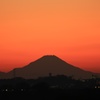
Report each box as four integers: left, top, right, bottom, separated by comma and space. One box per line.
0, 75, 100, 99
0, 75, 100, 91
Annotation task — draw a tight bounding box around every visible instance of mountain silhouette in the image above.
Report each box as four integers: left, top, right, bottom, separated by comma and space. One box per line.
0, 55, 99, 79
0, 72, 6, 79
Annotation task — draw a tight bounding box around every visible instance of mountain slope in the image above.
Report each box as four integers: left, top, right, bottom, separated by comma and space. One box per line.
3, 55, 95, 79
0, 72, 6, 79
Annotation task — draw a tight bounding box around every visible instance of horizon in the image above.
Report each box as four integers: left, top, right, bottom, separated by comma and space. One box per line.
0, 55, 99, 74
0, 0, 100, 73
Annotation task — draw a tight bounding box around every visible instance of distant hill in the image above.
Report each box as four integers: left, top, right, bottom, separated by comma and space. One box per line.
0, 55, 99, 79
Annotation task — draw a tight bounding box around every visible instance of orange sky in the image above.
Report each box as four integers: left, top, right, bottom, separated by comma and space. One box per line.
0, 0, 100, 73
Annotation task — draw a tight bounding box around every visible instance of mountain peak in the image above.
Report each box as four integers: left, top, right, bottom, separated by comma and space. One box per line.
43, 55, 56, 56
33, 55, 65, 64
42, 55, 58, 58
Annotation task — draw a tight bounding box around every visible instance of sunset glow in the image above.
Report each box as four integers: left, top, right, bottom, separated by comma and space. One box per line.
0, 0, 100, 72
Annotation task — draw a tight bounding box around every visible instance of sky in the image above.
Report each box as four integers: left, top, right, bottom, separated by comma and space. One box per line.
0, 0, 100, 73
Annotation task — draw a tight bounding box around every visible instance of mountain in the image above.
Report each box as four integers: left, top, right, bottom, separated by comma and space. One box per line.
0, 72, 6, 79
0, 55, 99, 79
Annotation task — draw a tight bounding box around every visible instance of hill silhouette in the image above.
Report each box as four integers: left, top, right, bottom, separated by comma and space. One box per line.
0, 55, 99, 79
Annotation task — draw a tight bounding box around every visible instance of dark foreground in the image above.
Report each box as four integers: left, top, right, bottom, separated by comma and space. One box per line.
0, 89, 100, 100
0, 75, 100, 99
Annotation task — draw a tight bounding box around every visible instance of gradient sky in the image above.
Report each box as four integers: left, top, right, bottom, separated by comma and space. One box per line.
0, 0, 100, 73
